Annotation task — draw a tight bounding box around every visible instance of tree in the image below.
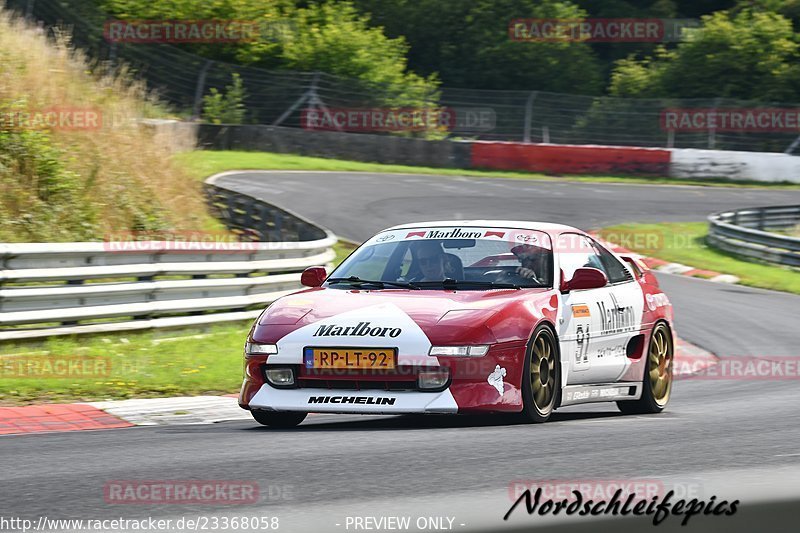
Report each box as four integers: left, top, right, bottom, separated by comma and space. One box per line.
99, 0, 438, 103
609, 9, 800, 100
353, 0, 604, 93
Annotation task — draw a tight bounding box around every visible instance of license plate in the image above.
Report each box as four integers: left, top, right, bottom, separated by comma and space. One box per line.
304, 348, 397, 369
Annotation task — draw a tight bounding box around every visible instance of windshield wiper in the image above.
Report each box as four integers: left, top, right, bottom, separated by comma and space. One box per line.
415, 278, 523, 290
327, 276, 420, 290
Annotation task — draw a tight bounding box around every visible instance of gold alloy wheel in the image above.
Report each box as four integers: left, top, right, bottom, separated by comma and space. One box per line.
531, 334, 556, 409
648, 326, 673, 406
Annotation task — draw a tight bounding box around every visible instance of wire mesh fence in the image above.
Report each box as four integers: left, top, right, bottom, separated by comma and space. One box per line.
6, 0, 800, 153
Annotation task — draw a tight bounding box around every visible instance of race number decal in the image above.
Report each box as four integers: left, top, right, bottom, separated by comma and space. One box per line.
575, 324, 591, 366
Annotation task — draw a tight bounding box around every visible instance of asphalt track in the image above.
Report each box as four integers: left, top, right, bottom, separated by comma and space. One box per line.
2, 171, 800, 532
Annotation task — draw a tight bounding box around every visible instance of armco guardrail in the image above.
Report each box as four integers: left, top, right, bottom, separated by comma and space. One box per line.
707, 205, 800, 268
205, 177, 329, 242
0, 177, 336, 341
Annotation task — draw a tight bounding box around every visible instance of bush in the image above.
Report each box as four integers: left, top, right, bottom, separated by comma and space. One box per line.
202, 73, 247, 124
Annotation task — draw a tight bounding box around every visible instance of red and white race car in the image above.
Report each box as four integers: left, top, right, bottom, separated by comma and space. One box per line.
239, 221, 675, 427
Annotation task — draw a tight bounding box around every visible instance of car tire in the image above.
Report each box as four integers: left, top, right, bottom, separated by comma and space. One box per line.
617, 322, 673, 415
519, 325, 560, 423
251, 410, 307, 428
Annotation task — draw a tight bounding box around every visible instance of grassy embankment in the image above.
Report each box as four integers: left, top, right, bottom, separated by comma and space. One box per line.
0, 11, 217, 242
597, 222, 800, 294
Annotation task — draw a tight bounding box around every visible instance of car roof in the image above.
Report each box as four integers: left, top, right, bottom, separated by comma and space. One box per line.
382, 220, 586, 237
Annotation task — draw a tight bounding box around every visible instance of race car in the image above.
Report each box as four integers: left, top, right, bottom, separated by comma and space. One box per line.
239, 221, 675, 427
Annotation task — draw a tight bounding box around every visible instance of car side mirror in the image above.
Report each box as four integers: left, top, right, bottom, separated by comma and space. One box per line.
301, 266, 327, 287
562, 267, 608, 292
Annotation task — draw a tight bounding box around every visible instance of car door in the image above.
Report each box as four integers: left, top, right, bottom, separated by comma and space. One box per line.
586, 238, 644, 383
557, 234, 612, 385
557, 234, 642, 385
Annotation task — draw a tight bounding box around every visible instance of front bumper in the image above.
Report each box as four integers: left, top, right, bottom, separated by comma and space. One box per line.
248, 385, 458, 414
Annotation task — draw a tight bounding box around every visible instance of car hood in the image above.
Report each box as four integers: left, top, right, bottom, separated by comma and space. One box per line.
252, 286, 554, 345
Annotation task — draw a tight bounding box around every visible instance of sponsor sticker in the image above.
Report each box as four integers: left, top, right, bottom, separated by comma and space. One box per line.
487, 365, 507, 396
572, 305, 591, 318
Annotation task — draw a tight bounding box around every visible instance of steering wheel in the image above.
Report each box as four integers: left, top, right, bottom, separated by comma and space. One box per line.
483, 268, 542, 285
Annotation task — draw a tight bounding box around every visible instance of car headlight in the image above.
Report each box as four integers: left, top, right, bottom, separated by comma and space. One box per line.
429, 345, 490, 357
418, 368, 451, 390
245, 342, 278, 357
264, 366, 296, 387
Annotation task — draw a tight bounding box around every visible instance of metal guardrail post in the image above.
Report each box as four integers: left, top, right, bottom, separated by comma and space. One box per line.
191, 60, 214, 121
522, 91, 538, 143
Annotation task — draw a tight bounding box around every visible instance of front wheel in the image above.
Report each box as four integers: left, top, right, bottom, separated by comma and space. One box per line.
251, 410, 307, 428
617, 322, 673, 415
519, 325, 560, 423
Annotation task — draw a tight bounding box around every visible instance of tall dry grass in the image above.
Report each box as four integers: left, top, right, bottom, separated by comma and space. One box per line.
0, 10, 207, 242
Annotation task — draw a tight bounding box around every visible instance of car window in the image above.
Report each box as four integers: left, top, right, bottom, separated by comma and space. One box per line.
337, 243, 393, 280
329, 227, 554, 289
591, 241, 634, 284
557, 234, 607, 284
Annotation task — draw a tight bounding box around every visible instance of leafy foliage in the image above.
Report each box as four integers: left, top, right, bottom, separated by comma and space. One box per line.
202, 73, 247, 124
610, 9, 800, 99
100, 0, 438, 100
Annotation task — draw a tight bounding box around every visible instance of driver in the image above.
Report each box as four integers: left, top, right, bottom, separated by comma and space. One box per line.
511, 244, 546, 284
410, 241, 446, 282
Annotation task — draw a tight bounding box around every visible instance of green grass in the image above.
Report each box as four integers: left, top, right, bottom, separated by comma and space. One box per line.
334, 240, 358, 264
0, 240, 359, 406
0, 323, 249, 405
173, 150, 800, 189
597, 222, 800, 294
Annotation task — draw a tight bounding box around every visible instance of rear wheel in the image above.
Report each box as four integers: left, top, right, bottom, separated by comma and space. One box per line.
251, 410, 307, 428
618, 322, 673, 414
519, 325, 560, 423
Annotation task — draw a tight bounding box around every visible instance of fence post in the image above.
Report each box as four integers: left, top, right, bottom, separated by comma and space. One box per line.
523, 91, 538, 143
108, 42, 117, 65
25, 0, 35, 19
708, 97, 721, 150
191, 60, 214, 121
274, 72, 320, 128
785, 135, 800, 155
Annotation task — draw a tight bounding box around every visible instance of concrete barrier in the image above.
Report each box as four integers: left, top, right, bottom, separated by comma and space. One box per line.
195, 124, 473, 168
670, 148, 800, 183
149, 121, 800, 182
471, 142, 671, 175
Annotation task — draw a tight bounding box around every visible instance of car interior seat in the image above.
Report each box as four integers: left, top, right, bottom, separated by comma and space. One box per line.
443, 253, 464, 280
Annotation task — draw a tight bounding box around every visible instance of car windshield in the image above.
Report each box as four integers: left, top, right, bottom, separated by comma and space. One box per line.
328, 226, 553, 290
